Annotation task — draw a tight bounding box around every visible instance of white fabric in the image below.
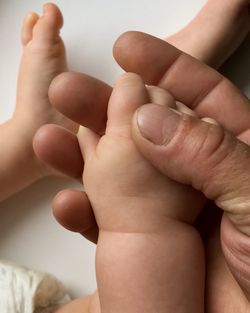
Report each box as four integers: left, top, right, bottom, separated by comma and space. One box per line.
0, 260, 71, 313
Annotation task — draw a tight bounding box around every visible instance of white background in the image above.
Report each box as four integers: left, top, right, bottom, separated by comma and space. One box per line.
0, 0, 249, 299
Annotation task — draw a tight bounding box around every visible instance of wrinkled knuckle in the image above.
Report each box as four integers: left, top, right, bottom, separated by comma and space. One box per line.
166, 115, 228, 162
165, 115, 232, 195
196, 124, 237, 198
162, 113, 197, 157
194, 122, 227, 163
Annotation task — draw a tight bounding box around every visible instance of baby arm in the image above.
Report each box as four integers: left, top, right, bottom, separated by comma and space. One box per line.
79, 73, 205, 313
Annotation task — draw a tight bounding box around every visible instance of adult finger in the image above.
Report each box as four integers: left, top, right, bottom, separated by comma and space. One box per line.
33, 124, 83, 180
132, 103, 250, 235
49, 72, 112, 134
34, 125, 99, 242
132, 103, 250, 300
114, 31, 250, 137
53, 189, 98, 243
48, 1, 250, 138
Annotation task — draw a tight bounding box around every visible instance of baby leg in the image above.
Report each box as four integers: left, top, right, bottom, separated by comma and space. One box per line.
0, 4, 77, 201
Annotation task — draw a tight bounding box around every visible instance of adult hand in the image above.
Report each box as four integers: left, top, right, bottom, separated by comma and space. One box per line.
33, 1, 250, 312
33, 0, 250, 245
34, 0, 250, 179
50, 33, 250, 311
120, 31, 250, 310
132, 95, 250, 299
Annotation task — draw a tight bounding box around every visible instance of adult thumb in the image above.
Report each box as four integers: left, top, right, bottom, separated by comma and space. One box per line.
132, 103, 250, 237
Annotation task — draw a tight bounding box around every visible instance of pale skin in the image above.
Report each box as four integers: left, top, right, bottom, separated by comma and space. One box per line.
40, 2, 250, 313
0, 3, 78, 202
77, 72, 206, 313
0, 1, 249, 313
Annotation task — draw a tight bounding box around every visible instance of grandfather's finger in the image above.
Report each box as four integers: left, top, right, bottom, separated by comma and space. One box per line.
53, 189, 98, 243
49, 72, 112, 133
133, 103, 250, 301
132, 103, 250, 236
33, 124, 83, 179
114, 31, 250, 137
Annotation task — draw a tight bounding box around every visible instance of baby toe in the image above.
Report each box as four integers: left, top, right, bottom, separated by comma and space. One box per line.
21, 12, 39, 46
32, 3, 63, 45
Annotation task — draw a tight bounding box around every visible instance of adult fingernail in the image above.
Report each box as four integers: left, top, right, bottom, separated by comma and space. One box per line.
136, 104, 181, 145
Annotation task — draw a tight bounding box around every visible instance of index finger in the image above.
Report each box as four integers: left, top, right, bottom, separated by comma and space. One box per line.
114, 31, 250, 137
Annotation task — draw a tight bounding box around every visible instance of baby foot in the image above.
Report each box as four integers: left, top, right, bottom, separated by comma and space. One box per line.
13, 3, 77, 176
